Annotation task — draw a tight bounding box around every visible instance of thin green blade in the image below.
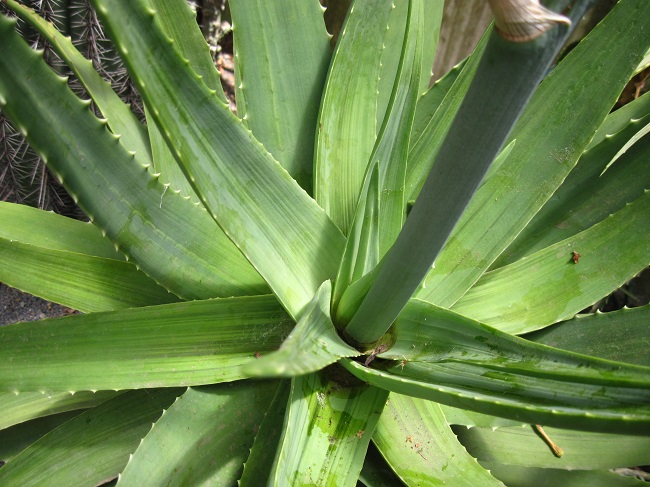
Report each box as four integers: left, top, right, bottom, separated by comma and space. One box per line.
270, 371, 389, 486
243, 281, 360, 378
340, 298, 650, 435
456, 425, 650, 469
0, 14, 268, 300
416, 0, 650, 307
0, 296, 293, 391
92, 0, 345, 319
118, 382, 278, 486
314, 0, 395, 234
373, 394, 502, 486
453, 190, 650, 334
230, 0, 331, 193
0, 388, 182, 487
0, 391, 121, 431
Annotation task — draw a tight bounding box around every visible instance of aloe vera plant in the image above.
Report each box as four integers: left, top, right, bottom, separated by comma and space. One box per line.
0, 0, 649, 484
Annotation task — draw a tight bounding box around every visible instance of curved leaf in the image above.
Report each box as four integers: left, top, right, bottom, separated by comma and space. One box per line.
118, 382, 278, 486
91, 0, 345, 320
0, 296, 293, 391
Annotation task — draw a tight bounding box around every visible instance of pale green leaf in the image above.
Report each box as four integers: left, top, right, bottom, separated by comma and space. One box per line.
526, 305, 650, 367
0, 389, 182, 487
92, 0, 345, 319
0, 15, 268, 300
230, 0, 330, 192
0, 296, 293, 391
373, 394, 503, 486
453, 190, 650, 334
118, 382, 279, 486
270, 371, 388, 486
416, 0, 650, 307
314, 0, 395, 234
456, 425, 650, 469
0, 390, 121, 431
243, 281, 360, 378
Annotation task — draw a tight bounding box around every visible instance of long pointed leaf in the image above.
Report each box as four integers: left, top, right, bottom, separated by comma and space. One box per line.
0, 296, 293, 391
373, 394, 502, 486
270, 371, 389, 486
0, 13, 268, 300
230, 0, 331, 192
453, 190, 650, 333
118, 382, 278, 486
92, 0, 345, 319
0, 388, 182, 487
243, 281, 359, 378
340, 298, 650, 435
314, 0, 395, 234
416, 0, 650, 307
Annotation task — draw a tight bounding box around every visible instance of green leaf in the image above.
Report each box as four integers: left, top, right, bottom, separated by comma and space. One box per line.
334, 0, 424, 321
3, 0, 152, 165
0, 388, 182, 487
340, 299, 650, 435
230, 0, 331, 193
526, 305, 650, 367
455, 425, 650, 469
0, 296, 293, 391
118, 382, 278, 486
453, 190, 650, 334
0, 14, 268, 301
373, 394, 502, 486
358, 442, 406, 487
239, 381, 291, 486
0, 390, 120, 430
314, 0, 395, 234
344, 0, 585, 345
416, 0, 650, 307
0, 240, 178, 312
243, 281, 360, 378
493, 109, 650, 268
0, 411, 83, 464
270, 370, 388, 486
483, 463, 647, 487
91, 0, 345, 320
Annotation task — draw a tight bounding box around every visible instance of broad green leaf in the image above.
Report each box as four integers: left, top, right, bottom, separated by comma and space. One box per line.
270, 371, 388, 486
0, 296, 293, 391
0, 390, 120, 430
118, 382, 278, 486
439, 405, 523, 430
3, 0, 152, 165
416, 0, 650, 307
91, 0, 345, 320
453, 190, 650, 334
334, 0, 423, 319
340, 299, 650, 435
526, 305, 650, 367
0, 411, 83, 464
455, 425, 650, 469
0, 388, 182, 487
145, 0, 228, 198
0, 240, 178, 312
483, 463, 647, 487
587, 91, 650, 151
243, 281, 360, 378
493, 111, 650, 268
230, 0, 331, 193
0, 14, 269, 300
0, 202, 121, 260
373, 394, 502, 486
239, 381, 291, 486
314, 0, 395, 234
344, 1, 586, 345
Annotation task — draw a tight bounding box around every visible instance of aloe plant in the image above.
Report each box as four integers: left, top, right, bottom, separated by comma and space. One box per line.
0, 0, 649, 485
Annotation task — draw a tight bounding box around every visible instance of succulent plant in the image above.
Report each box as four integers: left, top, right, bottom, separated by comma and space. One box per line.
0, 0, 649, 485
